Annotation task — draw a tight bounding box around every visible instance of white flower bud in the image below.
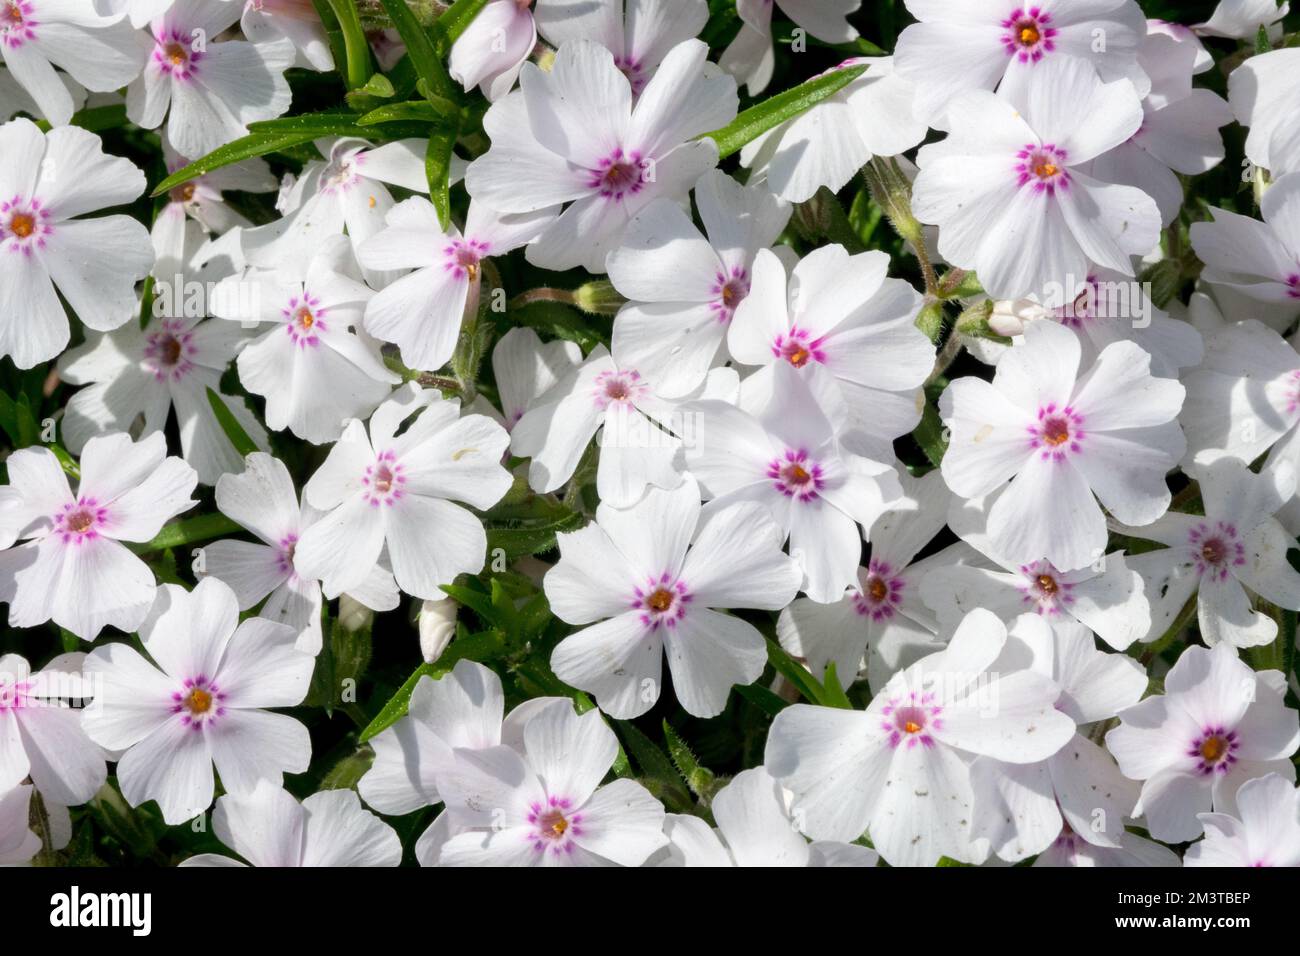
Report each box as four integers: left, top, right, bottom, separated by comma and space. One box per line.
419, 596, 458, 663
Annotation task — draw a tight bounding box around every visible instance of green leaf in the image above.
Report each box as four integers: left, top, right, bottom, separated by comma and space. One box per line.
702, 63, 867, 159
0, 389, 40, 448
357, 99, 450, 126
615, 721, 693, 811
485, 509, 586, 559
425, 121, 459, 229
357, 630, 506, 742
377, 0, 454, 100
734, 683, 789, 716
819, 663, 854, 709
325, 0, 373, 90
430, 0, 495, 54
765, 637, 827, 705
913, 400, 949, 469
152, 132, 321, 197
205, 387, 258, 458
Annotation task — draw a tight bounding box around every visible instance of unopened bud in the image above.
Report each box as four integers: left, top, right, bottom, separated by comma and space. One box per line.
337, 594, 374, 633
419, 596, 458, 663
573, 279, 626, 316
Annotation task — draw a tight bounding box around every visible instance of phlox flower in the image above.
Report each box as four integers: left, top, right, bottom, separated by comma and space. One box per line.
155, 143, 277, 241
777, 470, 961, 693
765, 608, 1075, 867
1229, 47, 1300, 179
295, 384, 514, 601
1088, 27, 1233, 227
911, 56, 1160, 305
894, 0, 1149, 123
1196, 0, 1290, 40
968, 618, 1147, 862
727, 243, 933, 462
82, 577, 315, 825
57, 311, 269, 486
663, 767, 878, 867
939, 320, 1185, 572
0, 784, 40, 865
606, 170, 791, 399
435, 702, 667, 866
211, 234, 399, 443
205, 453, 399, 655
720, 0, 860, 95
465, 38, 736, 273
0, 118, 153, 368
357, 196, 555, 373
740, 58, 928, 204
0, 0, 148, 126
126, 0, 295, 159
1106, 641, 1300, 843
358, 660, 570, 865
0, 432, 197, 640
1190, 172, 1300, 304
534, 0, 708, 97
546, 476, 801, 718
94, 0, 186, 29
1117, 459, 1300, 649
1184, 773, 1300, 867
469, 326, 582, 431
1033, 825, 1180, 867
0, 653, 106, 806
241, 0, 334, 72
182, 781, 401, 867
923, 493, 1151, 650
682, 361, 903, 602
448, 0, 536, 101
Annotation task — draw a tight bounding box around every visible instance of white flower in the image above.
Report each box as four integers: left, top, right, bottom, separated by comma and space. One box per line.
682, 361, 903, 602
0, 784, 40, 865
82, 577, 315, 825
894, 0, 1149, 123
1033, 826, 1181, 867
126, 0, 295, 158
1196, 0, 1290, 40
449, 0, 536, 100
984, 266, 1204, 379
510, 342, 730, 508
0, 118, 153, 368
777, 470, 958, 693
1088, 27, 1233, 227
968, 618, 1147, 862
1190, 172, 1300, 303
1118, 459, 1300, 649
939, 320, 1185, 572
923, 492, 1151, 650
357, 196, 556, 373
211, 235, 399, 443
241, 136, 444, 284
436, 701, 667, 866
1105, 641, 1300, 843
181, 781, 401, 866
546, 476, 801, 718
0, 0, 148, 126
1185, 772, 1300, 867
295, 384, 513, 601
720, 0, 860, 95
765, 608, 1075, 867
606, 170, 790, 399
740, 58, 928, 204
912, 57, 1160, 304
0, 653, 106, 805
57, 313, 270, 486
357, 660, 570, 863
728, 244, 933, 461
94, 0, 185, 29
663, 767, 878, 867
1229, 48, 1300, 179
0, 432, 197, 640
534, 0, 708, 96
241, 0, 334, 72
204, 452, 398, 655
465, 38, 735, 273
477, 326, 583, 430
156, 142, 277, 237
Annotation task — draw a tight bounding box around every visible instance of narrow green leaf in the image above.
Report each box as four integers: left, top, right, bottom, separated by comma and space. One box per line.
703, 63, 867, 160
820, 663, 854, 709
765, 637, 826, 705
735, 683, 789, 716
205, 387, 258, 458
425, 121, 459, 229
325, 0, 373, 90
615, 721, 693, 811
377, 0, 454, 100
152, 132, 320, 196
244, 111, 368, 134
357, 99, 447, 126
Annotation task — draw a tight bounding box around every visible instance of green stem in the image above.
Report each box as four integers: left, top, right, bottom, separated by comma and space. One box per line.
326, 0, 373, 90
510, 287, 577, 310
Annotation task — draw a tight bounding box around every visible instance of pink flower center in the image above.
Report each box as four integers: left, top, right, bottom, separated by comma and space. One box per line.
772, 327, 826, 368
1188, 727, 1238, 776
1028, 404, 1085, 460
1188, 521, 1245, 582
1015, 144, 1070, 195
591, 150, 645, 200
54, 498, 107, 544
443, 238, 488, 281
154, 30, 203, 79
283, 292, 326, 347
633, 573, 692, 629
1, 197, 50, 253
1018, 560, 1075, 615
768, 449, 824, 501
881, 691, 943, 749
363, 450, 405, 506
852, 560, 904, 621
527, 796, 583, 856
171, 676, 226, 731
711, 267, 750, 322
592, 369, 644, 410
144, 321, 196, 381
1001, 7, 1056, 62
0, 1, 36, 48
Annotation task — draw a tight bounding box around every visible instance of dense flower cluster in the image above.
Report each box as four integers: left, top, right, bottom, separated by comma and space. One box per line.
1, 0, 1299, 869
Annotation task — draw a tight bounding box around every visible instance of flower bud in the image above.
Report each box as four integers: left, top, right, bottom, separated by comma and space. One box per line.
419, 596, 458, 663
